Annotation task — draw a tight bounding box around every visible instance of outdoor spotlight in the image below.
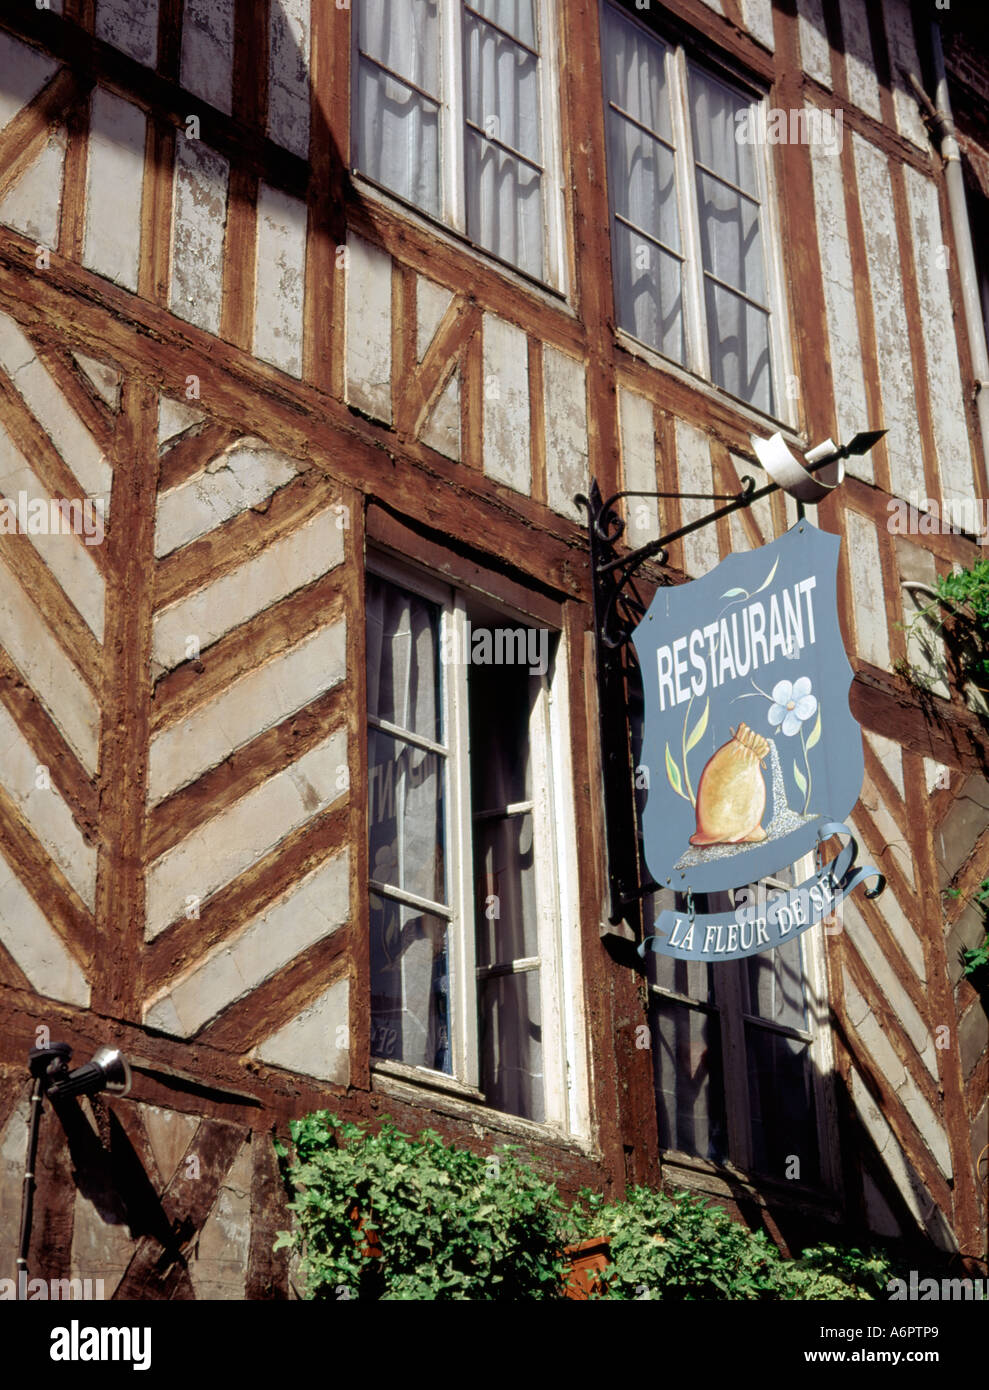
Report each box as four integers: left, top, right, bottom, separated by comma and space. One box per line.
44, 1046, 132, 1101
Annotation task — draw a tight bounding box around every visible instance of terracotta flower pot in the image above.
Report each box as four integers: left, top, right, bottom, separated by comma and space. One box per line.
563, 1238, 610, 1300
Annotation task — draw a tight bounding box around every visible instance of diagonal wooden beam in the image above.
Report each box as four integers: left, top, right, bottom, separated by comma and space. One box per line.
0, 68, 87, 205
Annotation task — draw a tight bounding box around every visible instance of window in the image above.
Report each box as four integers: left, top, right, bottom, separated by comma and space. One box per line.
646, 865, 836, 1189
601, 3, 786, 416
365, 554, 577, 1126
353, 0, 565, 286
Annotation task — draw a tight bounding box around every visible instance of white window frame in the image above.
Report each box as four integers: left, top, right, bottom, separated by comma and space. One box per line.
366, 550, 583, 1134
601, 1, 796, 426
648, 854, 840, 1192
351, 0, 568, 293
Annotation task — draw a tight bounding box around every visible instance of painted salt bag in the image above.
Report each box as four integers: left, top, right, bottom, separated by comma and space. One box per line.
689, 723, 769, 846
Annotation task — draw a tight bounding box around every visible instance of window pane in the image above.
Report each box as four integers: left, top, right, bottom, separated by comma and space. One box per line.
468, 0, 537, 51
602, 5, 673, 143
646, 952, 714, 1003
464, 116, 543, 277
479, 969, 544, 1120
468, 652, 534, 809
355, 60, 441, 218
688, 64, 757, 196
651, 998, 728, 1162
474, 812, 537, 965
366, 574, 442, 741
369, 729, 446, 905
703, 279, 773, 414
360, 0, 441, 96
746, 1025, 819, 1183
464, 12, 541, 162
611, 221, 684, 362
695, 171, 766, 306
607, 113, 680, 252
746, 935, 810, 1031
370, 896, 452, 1072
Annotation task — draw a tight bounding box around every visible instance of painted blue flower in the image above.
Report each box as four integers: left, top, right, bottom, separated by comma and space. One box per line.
768, 677, 817, 737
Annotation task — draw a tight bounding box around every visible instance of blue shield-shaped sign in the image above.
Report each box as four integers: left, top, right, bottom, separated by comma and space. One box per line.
632, 521, 864, 894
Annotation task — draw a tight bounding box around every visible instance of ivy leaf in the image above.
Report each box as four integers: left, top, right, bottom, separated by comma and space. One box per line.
665, 744, 685, 799
684, 697, 710, 754
793, 760, 807, 797
754, 556, 780, 594
804, 707, 822, 752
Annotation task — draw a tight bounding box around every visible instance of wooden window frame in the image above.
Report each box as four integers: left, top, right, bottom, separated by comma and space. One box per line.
648, 855, 841, 1195
351, 0, 568, 294
365, 521, 587, 1137
600, 0, 797, 428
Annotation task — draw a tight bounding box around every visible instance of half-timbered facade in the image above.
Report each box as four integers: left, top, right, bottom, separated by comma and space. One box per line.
0, 0, 985, 1297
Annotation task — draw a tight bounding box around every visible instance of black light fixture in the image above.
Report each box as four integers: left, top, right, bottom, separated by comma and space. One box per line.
16, 1042, 132, 1297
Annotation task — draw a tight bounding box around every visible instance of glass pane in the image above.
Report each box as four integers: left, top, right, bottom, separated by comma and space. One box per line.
602, 4, 673, 143
369, 729, 446, 905
646, 953, 714, 1003
607, 112, 680, 251
746, 1025, 819, 1183
746, 935, 810, 1031
651, 998, 727, 1163
356, 60, 441, 218
468, 654, 534, 809
469, 0, 537, 50
704, 279, 773, 414
695, 170, 766, 305
474, 812, 537, 965
464, 12, 541, 162
370, 896, 451, 1072
612, 221, 684, 362
465, 130, 544, 278
366, 573, 442, 741
360, 0, 441, 96
688, 63, 757, 196
479, 969, 544, 1120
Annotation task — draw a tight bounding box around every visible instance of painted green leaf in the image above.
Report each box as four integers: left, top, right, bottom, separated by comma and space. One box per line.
793, 760, 807, 796
665, 743, 685, 799
805, 707, 822, 751
721, 587, 747, 598
684, 697, 710, 755
754, 556, 780, 594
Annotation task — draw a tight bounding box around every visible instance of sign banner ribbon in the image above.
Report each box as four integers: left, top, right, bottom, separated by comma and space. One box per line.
638, 822, 885, 963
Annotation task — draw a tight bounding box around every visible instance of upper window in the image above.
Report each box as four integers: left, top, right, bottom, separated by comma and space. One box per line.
365, 555, 579, 1127
601, 3, 785, 416
353, 0, 565, 287
646, 867, 836, 1190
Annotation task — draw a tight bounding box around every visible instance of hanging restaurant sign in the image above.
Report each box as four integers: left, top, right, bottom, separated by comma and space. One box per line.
632, 521, 883, 959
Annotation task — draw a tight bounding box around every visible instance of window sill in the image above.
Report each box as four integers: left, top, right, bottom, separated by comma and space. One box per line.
370, 1064, 597, 1157
660, 1148, 841, 1219
614, 328, 804, 449
349, 172, 575, 318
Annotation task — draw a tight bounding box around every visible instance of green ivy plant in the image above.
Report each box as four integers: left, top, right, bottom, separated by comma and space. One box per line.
274, 1111, 569, 1300
896, 560, 989, 708
947, 878, 989, 980
275, 1112, 917, 1301
566, 1187, 893, 1300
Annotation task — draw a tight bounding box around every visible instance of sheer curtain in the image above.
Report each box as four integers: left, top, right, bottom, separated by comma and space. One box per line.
367, 575, 451, 1072
603, 5, 684, 362
688, 64, 773, 414
356, 0, 442, 217
464, 0, 543, 277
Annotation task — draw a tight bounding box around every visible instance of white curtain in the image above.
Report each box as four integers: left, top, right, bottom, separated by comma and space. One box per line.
367, 575, 450, 1071
464, 0, 543, 277
356, 0, 442, 216
603, 6, 684, 362
688, 64, 773, 413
